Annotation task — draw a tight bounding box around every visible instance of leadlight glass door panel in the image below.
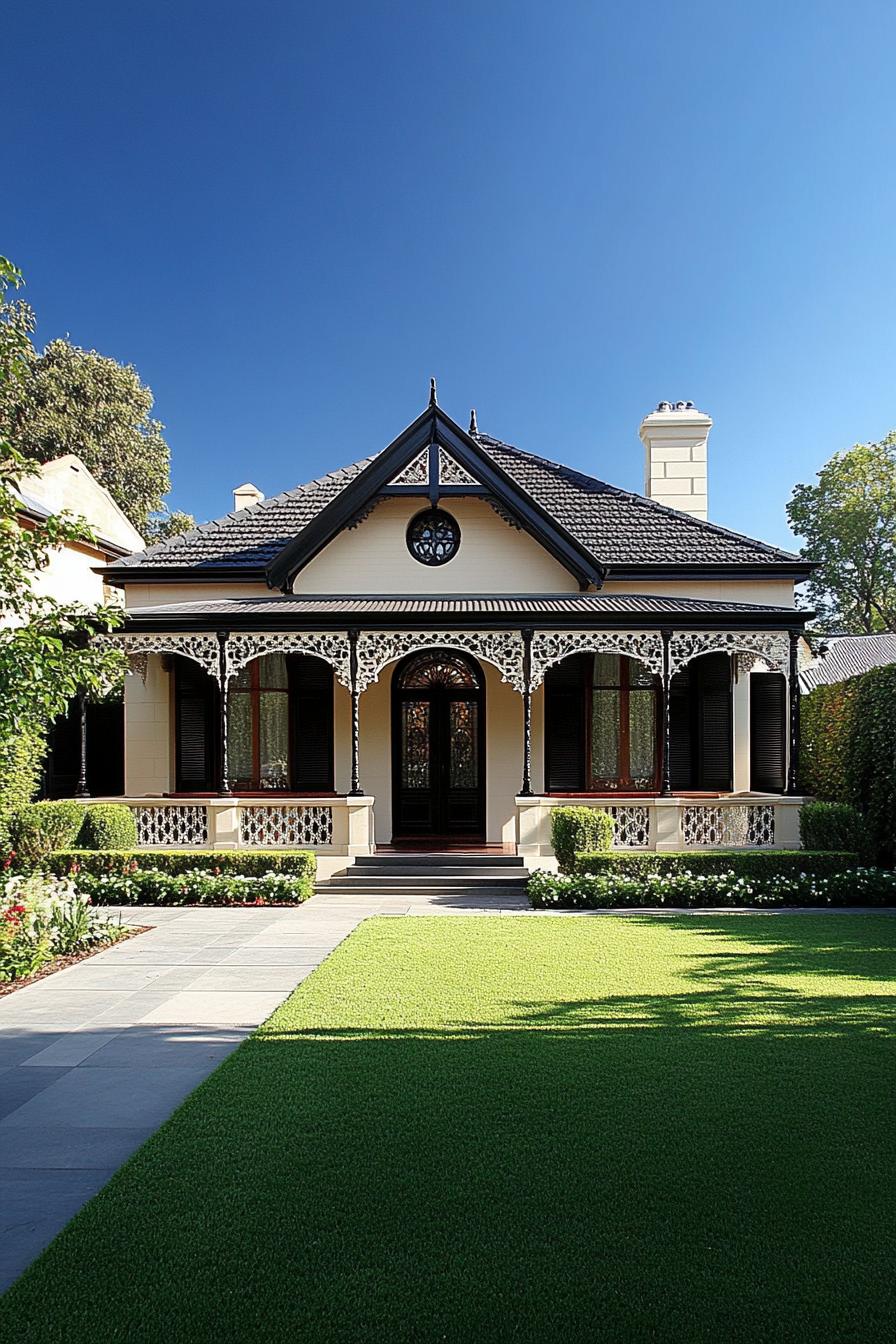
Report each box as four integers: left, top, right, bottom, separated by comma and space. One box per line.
393, 652, 485, 839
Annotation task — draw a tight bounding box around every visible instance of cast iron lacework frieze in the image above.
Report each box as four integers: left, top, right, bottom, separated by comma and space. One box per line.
355, 630, 526, 693
96, 633, 220, 683
528, 631, 664, 689
225, 632, 352, 689
669, 631, 790, 676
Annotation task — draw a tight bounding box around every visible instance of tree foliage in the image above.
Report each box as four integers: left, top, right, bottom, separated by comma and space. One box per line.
0, 257, 126, 841
144, 507, 195, 543
0, 334, 171, 533
787, 435, 896, 633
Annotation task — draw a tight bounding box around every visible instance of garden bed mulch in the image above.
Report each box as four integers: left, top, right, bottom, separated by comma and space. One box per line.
0, 924, 148, 998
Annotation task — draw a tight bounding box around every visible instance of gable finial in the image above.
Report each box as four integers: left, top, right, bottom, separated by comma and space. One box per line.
429, 376, 438, 407
469, 408, 478, 435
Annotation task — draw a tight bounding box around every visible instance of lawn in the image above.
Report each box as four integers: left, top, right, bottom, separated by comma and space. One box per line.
2, 914, 895, 1342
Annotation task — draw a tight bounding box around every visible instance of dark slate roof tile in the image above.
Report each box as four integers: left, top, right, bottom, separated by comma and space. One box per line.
110, 429, 800, 572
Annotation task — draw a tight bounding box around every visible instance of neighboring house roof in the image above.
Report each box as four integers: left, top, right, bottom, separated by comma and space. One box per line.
799, 633, 896, 692
105, 403, 807, 582
16, 454, 145, 556
123, 592, 804, 631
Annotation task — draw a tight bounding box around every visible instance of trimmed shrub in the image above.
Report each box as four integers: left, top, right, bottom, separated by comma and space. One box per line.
528, 864, 896, 910
9, 801, 86, 864
575, 849, 858, 880
799, 802, 867, 855
48, 849, 317, 880
70, 869, 313, 907
78, 804, 137, 852
550, 807, 614, 873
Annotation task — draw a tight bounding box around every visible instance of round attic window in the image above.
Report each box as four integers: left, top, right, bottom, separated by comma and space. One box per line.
406, 508, 461, 566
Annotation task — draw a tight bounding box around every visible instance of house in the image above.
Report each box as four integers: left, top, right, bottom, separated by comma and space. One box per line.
799, 633, 896, 693
14, 454, 145, 797
95, 392, 813, 870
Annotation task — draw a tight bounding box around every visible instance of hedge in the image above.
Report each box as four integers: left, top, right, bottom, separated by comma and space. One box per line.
574, 849, 859, 879
801, 664, 896, 866
528, 865, 896, 909
48, 849, 317, 879
0, 725, 46, 853
70, 869, 314, 907
77, 804, 137, 851
550, 807, 614, 873
798, 802, 867, 856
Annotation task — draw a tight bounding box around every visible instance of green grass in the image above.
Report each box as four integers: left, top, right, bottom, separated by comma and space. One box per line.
3, 914, 896, 1342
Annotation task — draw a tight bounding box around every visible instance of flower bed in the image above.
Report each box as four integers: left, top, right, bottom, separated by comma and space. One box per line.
69, 868, 313, 907
528, 865, 896, 910
574, 850, 858, 879
1, 872, 127, 985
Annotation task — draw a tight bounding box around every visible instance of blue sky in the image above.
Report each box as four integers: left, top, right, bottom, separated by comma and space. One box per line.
6, 1, 896, 549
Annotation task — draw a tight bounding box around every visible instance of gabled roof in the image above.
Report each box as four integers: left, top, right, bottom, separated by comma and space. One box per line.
105, 400, 809, 583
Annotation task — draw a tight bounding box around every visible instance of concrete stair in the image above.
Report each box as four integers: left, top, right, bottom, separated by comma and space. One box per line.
317, 852, 531, 899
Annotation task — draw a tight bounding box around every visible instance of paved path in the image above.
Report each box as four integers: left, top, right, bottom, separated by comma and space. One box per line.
0, 889, 889, 1291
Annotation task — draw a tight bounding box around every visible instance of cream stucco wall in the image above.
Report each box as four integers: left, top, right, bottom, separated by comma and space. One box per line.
124, 655, 172, 795
124, 582, 273, 608
599, 578, 796, 607
293, 497, 579, 594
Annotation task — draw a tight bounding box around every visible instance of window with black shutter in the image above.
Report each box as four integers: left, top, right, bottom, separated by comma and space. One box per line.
667, 653, 733, 791
290, 656, 334, 792
175, 658, 219, 791
750, 673, 786, 793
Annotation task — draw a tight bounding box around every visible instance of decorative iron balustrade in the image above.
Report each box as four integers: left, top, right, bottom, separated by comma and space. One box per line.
682, 804, 776, 848
605, 805, 652, 849
238, 805, 334, 848
134, 804, 209, 847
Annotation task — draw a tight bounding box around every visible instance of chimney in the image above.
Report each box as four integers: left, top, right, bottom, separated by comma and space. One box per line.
233, 482, 264, 511
639, 401, 712, 520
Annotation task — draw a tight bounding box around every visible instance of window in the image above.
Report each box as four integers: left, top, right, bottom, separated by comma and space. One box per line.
545, 653, 659, 792
590, 654, 658, 790
406, 508, 461, 565
228, 654, 290, 790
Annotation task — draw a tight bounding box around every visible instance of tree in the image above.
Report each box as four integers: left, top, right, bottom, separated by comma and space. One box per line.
0, 258, 125, 841
144, 507, 196, 543
787, 434, 896, 633
0, 335, 172, 534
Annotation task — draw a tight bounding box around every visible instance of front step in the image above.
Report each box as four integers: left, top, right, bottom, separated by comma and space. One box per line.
317, 851, 531, 899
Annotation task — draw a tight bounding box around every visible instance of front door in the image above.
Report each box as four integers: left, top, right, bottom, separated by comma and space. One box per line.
392, 650, 485, 839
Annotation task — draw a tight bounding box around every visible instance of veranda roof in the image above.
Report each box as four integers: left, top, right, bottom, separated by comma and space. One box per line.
120, 593, 810, 631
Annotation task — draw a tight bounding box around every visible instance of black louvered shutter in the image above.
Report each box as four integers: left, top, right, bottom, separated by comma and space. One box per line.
544, 655, 586, 791
750, 673, 786, 793
696, 653, 732, 790
291, 657, 334, 791
669, 668, 694, 791
175, 659, 217, 791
